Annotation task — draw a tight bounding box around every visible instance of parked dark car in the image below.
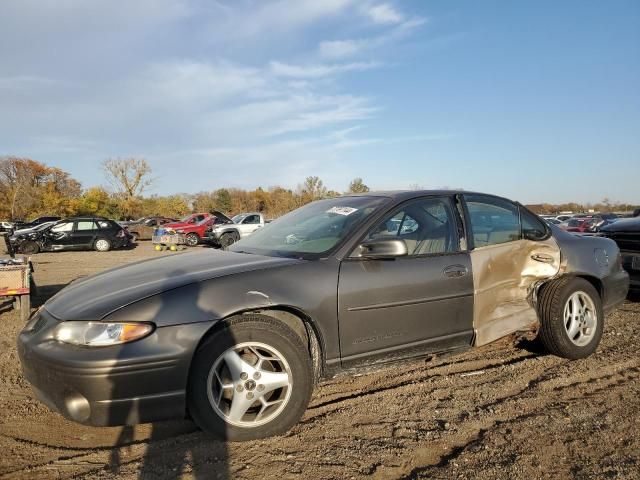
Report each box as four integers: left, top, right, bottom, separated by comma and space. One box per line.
126, 216, 177, 241
17, 191, 628, 441
12, 217, 128, 254
23, 216, 62, 228
600, 216, 640, 291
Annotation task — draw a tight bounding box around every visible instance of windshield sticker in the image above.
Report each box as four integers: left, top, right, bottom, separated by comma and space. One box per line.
326, 206, 358, 216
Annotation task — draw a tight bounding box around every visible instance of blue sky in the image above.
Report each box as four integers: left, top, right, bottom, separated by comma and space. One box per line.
1, 0, 638, 204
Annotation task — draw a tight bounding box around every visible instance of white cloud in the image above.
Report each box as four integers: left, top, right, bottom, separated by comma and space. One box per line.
270, 61, 379, 78
318, 39, 365, 59
366, 3, 404, 25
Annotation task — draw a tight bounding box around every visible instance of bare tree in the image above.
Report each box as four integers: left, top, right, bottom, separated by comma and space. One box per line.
102, 158, 153, 218
103, 158, 153, 197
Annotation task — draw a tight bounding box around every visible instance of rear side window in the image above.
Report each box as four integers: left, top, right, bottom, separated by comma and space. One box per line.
520, 208, 549, 241
465, 195, 520, 247
97, 220, 112, 229
76, 221, 98, 231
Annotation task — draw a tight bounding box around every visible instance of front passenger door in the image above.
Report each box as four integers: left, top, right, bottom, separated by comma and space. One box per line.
338, 196, 474, 365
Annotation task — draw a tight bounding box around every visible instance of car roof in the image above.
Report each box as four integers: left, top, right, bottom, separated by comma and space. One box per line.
344, 189, 515, 203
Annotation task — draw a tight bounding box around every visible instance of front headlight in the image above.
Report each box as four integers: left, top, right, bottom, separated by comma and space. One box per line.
54, 322, 154, 346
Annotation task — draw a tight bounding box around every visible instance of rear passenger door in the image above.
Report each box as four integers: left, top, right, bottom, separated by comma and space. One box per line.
463, 194, 561, 346
71, 220, 99, 248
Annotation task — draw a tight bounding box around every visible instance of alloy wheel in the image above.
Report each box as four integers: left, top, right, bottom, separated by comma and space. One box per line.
206, 342, 292, 428
563, 291, 597, 347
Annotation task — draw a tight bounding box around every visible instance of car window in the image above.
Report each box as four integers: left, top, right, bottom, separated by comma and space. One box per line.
520, 208, 548, 241
51, 222, 73, 233
144, 219, 155, 226
366, 197, 459, 256
465, 195, 520, 247
76, 221, 98, 231
96, 220, 111, 229
243, 215, 261, 224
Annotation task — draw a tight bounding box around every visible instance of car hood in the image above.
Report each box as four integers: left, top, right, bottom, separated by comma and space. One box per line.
600, 217, 640, 233
164, 222, 190, 228
44, 250, 302, 321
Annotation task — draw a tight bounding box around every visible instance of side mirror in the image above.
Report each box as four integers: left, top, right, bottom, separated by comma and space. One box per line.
355, 239, 408, 259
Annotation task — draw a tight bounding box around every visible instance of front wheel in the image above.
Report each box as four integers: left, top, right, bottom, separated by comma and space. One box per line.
185, 233, 199, 247
20, 241, 39, 255
219, 232, 237, 249
188, 315, 313, 441
537, 277, 603, 359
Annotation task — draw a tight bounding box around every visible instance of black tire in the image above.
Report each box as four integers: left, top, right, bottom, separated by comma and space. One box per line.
188, 314, 313, 441
537, 277, 604, 359
20, 241, 39, 255
219, 232, 236, 249
186, 233, 199, 247
94, 238, 111, 252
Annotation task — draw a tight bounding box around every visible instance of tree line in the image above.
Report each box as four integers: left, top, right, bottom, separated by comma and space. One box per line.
1, 156, 636, 222
0, 156, 371, 221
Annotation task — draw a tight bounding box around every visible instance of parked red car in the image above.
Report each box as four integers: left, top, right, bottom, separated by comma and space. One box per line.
565, 218, 598, 233
165, 213, 212, 230
165, 212, 232, 246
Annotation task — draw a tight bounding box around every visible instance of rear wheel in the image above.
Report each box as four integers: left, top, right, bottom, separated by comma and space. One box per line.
537, 277, 603, 359
94, 238, 111, 252
188, 315, 313, 441
186, 233, 199, 247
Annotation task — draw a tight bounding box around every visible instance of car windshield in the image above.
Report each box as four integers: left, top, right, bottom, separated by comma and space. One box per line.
179, 215, 193, 222
232, 214, 248, 224
229, 196, 389, 258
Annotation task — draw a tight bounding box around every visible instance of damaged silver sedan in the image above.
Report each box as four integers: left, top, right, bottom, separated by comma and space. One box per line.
17, 191, 629, 441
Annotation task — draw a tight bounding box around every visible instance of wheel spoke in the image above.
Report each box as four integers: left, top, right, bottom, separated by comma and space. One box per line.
223, 349, 252, 381
567, 318, 580, 339
259, 370, 290, 394
227, 392, 255, 423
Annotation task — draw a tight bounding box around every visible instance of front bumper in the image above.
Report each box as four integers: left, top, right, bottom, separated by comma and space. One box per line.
203, 231, 222, 245
17, 309, 213, 426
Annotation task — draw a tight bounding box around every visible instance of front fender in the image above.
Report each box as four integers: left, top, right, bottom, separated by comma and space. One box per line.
102, 259, 342, 363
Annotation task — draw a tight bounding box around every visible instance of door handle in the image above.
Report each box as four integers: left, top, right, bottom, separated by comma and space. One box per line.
443, 265, 468, 278
531, 253, 554, 264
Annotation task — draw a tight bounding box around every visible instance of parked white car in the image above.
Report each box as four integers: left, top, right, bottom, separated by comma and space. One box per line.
204, 212, 267, 248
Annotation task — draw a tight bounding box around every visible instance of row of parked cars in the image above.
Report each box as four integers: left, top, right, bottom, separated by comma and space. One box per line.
540, 211, 639, 292
540, 211, 638, 233
0, 211, 268, 254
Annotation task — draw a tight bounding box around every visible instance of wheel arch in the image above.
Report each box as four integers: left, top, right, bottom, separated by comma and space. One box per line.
188, 305, 326, 386
537, 273, 603, 300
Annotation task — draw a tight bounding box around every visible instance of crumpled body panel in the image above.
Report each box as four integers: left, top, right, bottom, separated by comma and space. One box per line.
471, 237, 561, 346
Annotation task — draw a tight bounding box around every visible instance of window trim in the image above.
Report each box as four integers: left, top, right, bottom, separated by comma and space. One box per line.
346, 195, 464, 260
517, 203, 552, 242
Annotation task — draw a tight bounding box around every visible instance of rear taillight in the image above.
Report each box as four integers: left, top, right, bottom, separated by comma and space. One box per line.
116, 229, 125, 238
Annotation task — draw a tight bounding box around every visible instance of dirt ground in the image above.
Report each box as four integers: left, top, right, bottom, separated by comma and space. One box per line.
0, 242, 639, 480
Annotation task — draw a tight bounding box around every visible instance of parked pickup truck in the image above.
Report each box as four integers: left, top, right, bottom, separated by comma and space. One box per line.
204, 212, 267, 248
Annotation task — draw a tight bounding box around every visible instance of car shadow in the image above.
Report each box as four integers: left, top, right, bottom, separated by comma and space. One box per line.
107, 267, 232, 479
